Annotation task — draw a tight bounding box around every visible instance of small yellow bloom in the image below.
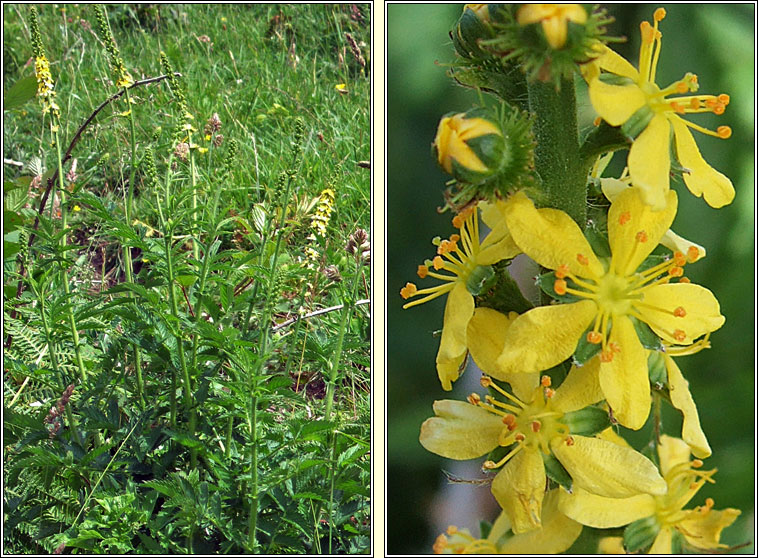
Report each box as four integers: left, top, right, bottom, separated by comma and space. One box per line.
420, 369, 666, 533
560, 435, 741, 553
497, 190, 725, 430
433, 112, 501, 176
72, 205, 81, 212
335, 83, 348, 94
433, 490, 582, 554
400, 204, 519, 390
517, 4, 588, 49
584, 8, 733, 209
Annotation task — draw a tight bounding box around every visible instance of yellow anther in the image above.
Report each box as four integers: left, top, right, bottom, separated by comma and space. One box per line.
540, 375, 552, 387
577, 253, 589, 265
673, 329, 687, 342
433, 256, 445, 270
555, 264, 570, 279
654, 7, 666, 21
674, 306, 687, 318
417, 265, 428, 279
503, 414, 516, 426
686, 246, 700, 262
669, 266, 684, 277
467, 393, 481, 405
673, 251, 687, 266
690, 98, 701, 110
593, 116, 602, 126
514, 433, 525, 442
483, 460, 497, 469
480, 376, 493, 388
713, 104, 725, 115
640, 21, 655, 43
554, 279, 568, 296
452, 214, 465, 229
676, 81, 689, 94
530, 421, 541, 433
544, 387, 555, 399
717, 126, 732, 139
450, 233, 461, 243
670, 101, 685, 114
636, 230, 649, 243
692, 459, 703, 468
679, 276, 691, 284
400, 283, 417, 299
587, 331, 603, 344
433, 534, 448, 554
718, 93, 730, 105
565, 436, 575, 446
705, 497, 715, 508
447, 525, 459, 535
618, 211, 631, 225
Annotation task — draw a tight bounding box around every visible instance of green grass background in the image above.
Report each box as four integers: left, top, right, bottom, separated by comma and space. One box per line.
387, 4, 754, 554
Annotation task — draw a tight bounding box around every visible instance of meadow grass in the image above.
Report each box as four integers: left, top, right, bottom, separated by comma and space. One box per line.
3, 4, 370, 554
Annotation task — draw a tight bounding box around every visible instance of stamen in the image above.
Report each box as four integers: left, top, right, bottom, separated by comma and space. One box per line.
673, 251, 687, 266
484, 377, 527, 408
687, 246, 700, 262
692, 459, 703, 468
717, 126, 732, 139
467, 393, 481, 406
544, 387, 555, 398
668, 266, 683, 277
447, 526, 458, 535
670, 101, 685, 114
565, 436, 574, 446
577, 253, 589, 266
679, 277, 691, 284
515, 433, 525, 442
654, 7, 666, 21
503, 414, 517, 430
673, 329, 686, 342
618, 211, 631, 225
593, 116, 602, 126
540, 375, 552, 387
556, 264, 570, 279
636, 230, 649, 243
554, 279, 568, 295
674, 306, 686, 318
417, 265, 428, 278
400, 283, 417, 299
718, 93, 730, 105
587, 331, 603, 344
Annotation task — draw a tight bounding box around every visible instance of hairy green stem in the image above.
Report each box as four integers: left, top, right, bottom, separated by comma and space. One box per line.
246, 393, 259, 552
527, 77, 586, 226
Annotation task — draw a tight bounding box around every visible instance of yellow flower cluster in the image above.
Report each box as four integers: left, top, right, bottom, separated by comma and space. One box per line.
402, 6, 742, 554
304, 188, 336, 267
34, 55, 60, 117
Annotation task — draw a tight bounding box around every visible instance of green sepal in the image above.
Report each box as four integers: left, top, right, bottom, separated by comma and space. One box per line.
630, 315, 664, 352
670, 527, 685, 554
621, 104, 655, 140
584, 221, 611, 259
451, 6, 494, 60
466, 264, 496, 296
561, 406, 611, 436
466, 133, 507, 175
536, 271, 584, 303
573, 321, 603, 366
479, 519, 493, 541
542, 451, 572, 493
623, 515, 660, 553
475, 259, 533, 314
647, 350, 667, 388
449, 63, 529, 110
598, 73, 635, 87
484, 444, 510, 470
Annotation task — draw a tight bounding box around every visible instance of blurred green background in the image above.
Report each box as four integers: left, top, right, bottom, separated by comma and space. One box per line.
387, 4, 754, 554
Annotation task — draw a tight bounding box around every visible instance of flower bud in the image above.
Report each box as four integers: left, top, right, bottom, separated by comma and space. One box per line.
432, 108, 504, 184
450, 4, 509, 60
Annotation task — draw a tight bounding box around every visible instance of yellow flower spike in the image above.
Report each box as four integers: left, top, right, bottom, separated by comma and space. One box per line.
585, 8, 735, 209
420, 368, 666, 532
400, 203, 519, 390
517, 4, 588, 50
561, 436, 740, 554
498, 189, 724, 429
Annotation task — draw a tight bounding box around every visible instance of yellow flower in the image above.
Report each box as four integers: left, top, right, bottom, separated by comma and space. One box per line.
72, 205, 81, 212
34, 55, 60, 116
517, 4, 588, 49
400, 204, 519, 390
560, 435, 741, 553
433, 490, 582, 554
420, 367, 666, 533
584, 8, 733, 209
496, 190, 725, 430
433, 111, 502, 180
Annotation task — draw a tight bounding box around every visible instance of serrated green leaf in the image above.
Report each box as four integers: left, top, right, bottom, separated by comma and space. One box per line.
4, 75, 37, 111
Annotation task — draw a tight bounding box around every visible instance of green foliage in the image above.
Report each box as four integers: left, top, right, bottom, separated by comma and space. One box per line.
4, 4, 369, 554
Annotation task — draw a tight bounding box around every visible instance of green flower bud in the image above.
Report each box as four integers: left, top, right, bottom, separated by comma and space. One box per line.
451, 4, 510, 60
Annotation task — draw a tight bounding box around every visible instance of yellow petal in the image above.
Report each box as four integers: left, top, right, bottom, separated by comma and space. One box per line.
486, 509, 513, 544
607, 185, 677, 276
656, 434, 692, 476
467, 308, 539, 400
597, 536, 626, 554
436, 283, 475, 390
478, 219, 520, 265
628, 114, 672, 211
558, 486, 655, 528
600, 177, 628, 201
664, 355, 711, 458
479, 199, 507, 230
595, 44, 640, 81
550, 358, 604, 414
598, 316, 651, 430
648, 526, 673, 554
671, 116, 735, 208
550, 435, 667, 498
497, 301, 597, 374
588, 80, 646, 126
635, 283, 725, 345
541, 16, 568, 50
499, 489, 583, 553
678, 507, 741, 550
419, 400, 503, 459
504, 191, 604, 278
491, 447, 546, 533
660, 228, 706, 262
596, 426, 631, 448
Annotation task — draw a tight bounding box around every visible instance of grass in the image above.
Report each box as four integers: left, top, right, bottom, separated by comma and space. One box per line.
3, 4, 370, 554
